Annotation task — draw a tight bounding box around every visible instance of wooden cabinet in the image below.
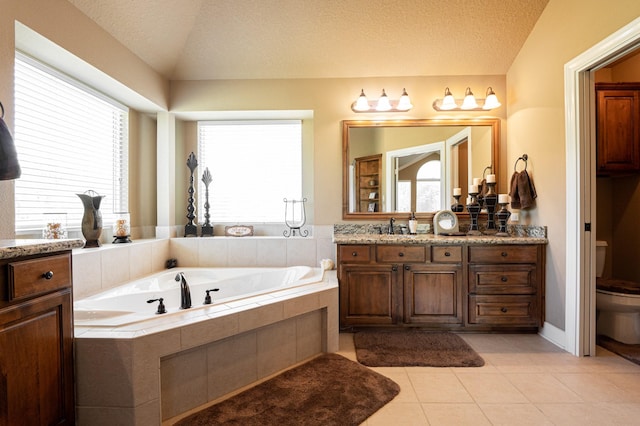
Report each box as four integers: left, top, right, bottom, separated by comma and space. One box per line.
467, 245, 544, 329
0, 251, 75, 426
337, 242, 545, 331
596, 83, 640, 175
355, 154, 381, 212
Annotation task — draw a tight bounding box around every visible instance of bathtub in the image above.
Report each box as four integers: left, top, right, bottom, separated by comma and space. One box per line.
74, 266, 325, 327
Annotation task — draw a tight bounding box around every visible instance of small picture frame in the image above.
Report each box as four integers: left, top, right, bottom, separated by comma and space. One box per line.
368, 202, 377, 212
368, 192, 377, 199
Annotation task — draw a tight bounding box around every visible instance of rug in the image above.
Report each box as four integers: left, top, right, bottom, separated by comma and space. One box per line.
597, 334, 640, 366
174, 353, 400, 426
353, 330, 485, 367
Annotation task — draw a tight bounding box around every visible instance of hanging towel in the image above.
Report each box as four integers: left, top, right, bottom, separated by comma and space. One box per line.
517, 170, 537, 209
509, 171, 520, 209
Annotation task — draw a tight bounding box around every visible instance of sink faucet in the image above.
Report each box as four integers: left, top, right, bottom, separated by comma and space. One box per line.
175, 272, 192, 309
388, 217, 395, 235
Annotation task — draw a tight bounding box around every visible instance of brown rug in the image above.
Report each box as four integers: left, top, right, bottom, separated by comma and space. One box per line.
354, 330, 485, 367
174, 353, 400, 426
597, 334, 640, 366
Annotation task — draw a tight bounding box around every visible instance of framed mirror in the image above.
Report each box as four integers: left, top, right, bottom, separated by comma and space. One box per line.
342, 118, 500, 220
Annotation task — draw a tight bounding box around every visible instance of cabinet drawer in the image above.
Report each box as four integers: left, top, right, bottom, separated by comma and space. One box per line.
468, 295, 539, 326
468, 245, 538, 263
7, 254, 72, 301
376, 245, 426, 263
432, 246, 462, 263
469, 264, 536, 294
339, 245, 372, 263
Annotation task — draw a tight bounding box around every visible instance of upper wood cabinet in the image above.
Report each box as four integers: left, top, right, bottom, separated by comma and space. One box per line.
354, 154, 381, 212
596, 83, 640, 175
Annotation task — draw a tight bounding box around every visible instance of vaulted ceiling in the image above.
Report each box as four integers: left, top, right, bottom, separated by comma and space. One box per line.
66, 0, 549, 81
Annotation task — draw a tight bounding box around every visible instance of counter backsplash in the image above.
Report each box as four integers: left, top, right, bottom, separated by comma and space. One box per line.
333, 223, 547, 239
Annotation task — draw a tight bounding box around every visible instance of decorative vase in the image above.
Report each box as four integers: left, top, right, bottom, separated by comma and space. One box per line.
77, 190, 105, 248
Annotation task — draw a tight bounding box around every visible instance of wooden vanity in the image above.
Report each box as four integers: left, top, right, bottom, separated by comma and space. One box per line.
335, 235, 546, 332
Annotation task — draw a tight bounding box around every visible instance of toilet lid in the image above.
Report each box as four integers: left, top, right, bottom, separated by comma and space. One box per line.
596, 278, 640, 295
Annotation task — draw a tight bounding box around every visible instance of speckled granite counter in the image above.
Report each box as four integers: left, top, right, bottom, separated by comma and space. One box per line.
333, 224, 547, 245
0, 239, 85, 259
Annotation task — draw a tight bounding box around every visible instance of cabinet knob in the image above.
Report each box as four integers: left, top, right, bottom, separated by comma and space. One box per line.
404, 265, 410, 271
43, 271, 54, 280
501, 276, 508, 282
351, 252, 358, 257
501, 252, 508, 257
392, 265, 398, 272
501, 307, 508, 313
398, 252, 404, 257
445, 252, 451, 257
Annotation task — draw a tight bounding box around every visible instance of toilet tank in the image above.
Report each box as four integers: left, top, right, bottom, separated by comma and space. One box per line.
596, 241, 608, 278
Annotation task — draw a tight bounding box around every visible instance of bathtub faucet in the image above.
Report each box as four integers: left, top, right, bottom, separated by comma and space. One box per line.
175, 272, 192, 309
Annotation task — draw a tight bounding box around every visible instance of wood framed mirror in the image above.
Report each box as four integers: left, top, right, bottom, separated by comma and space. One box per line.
342, 118, 500, 220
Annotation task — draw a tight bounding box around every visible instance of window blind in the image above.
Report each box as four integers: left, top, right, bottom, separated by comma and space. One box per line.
13, 52, 128, 233
197, 120, 302, 223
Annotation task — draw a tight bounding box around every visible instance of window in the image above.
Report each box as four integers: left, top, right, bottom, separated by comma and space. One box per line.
13, 53, 129, 233
416, 160, 441, 211
197, 120, 302, 222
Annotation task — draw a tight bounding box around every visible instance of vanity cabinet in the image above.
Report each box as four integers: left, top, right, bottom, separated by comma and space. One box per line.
0, 251, 75, 426
596, 83, 640, 175
337, 241, 545, 331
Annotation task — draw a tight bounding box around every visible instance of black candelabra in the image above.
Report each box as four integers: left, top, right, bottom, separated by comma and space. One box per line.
184, 152, 198, 237
466, 190, 482, 236
483, 181, 498, 234
201, 167, 213, 237
451, 194, 464, 212
496, 201, 511, 237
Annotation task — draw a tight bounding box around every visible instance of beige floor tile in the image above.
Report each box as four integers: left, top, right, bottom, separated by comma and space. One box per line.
479, 403, 554, 426
505, 372, 583, 403
456, 372, 528, 403
537, 402, 640, 426
553, 372, 637, 403
603, 372, 640, 401
364, 401, 429, 426
422, 403, 491, 426
408, 371, 474, 403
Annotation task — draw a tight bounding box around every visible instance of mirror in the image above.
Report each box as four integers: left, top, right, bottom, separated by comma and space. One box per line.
343, 118, 500, 220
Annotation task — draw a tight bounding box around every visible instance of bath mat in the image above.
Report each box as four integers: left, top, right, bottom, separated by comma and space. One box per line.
597, 335, 640, 366
354, 330, 485, 367
174, 353, 399, 426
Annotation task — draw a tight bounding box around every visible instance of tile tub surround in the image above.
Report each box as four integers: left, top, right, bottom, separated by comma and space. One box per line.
74, 271, 339, 426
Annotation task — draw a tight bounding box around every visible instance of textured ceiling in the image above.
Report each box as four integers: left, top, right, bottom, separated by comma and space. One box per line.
67, 0, 549, 81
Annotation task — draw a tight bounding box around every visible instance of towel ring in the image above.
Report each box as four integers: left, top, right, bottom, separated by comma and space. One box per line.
482, 165, 492, 178
514, 154, 528, 172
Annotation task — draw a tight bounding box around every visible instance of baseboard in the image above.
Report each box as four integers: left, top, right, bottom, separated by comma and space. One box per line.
538, 321, 566, 350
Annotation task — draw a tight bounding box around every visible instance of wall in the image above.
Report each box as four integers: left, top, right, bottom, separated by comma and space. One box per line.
506, 0, 640, 330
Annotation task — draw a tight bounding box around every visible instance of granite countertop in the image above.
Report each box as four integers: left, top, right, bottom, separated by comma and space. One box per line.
0, 239, 85, 260
332, 233, 547, 245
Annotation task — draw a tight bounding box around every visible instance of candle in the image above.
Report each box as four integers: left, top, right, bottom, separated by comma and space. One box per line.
486, 174, 496, 183
498, 194, 509, 204
473, 177, 482, 185
469, 184, 478, 194
453, 187, 461, 196
466, 196, 472, 204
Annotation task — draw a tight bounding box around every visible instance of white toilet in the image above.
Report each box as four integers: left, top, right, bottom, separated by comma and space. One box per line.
596, 240, 640, 344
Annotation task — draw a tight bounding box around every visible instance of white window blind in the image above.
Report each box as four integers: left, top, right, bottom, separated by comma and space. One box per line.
13, 53, 128, 233
197, 121, 302, 223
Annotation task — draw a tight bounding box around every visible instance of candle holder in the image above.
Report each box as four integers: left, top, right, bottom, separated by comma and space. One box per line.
112, 212, 132, 243
466, 191, 482, 236
451, 194, 464, 212
283, 198, 309, 237
483, 181, 498, 234
496, 202, 511, 236
43, 213, 68, 239
200, 167, 214, 237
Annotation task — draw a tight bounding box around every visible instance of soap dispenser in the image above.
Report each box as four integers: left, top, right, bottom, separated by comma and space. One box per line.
408, 212, 418, 235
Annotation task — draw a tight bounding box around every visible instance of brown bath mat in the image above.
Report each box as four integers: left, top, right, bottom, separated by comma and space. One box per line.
354, 330, 485, 367
174, 353, 399, 426
597, 334, 640, 366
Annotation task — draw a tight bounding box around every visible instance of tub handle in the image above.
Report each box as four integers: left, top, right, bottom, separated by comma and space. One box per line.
147, 298, 167, 314
204, 288, 220, 305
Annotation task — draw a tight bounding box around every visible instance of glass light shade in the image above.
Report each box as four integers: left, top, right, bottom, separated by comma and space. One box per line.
376, 89, 392, 111
440, 87, 457, 110
353, 89, 370, 111
461, 87, 478, 110
483, 87, 501, 110
396, 88, 413, 111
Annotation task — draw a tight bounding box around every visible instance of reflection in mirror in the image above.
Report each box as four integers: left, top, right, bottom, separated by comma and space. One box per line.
343, 119, 499, 220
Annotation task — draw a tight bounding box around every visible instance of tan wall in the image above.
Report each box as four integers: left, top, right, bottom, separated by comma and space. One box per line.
506, 0, 640, 329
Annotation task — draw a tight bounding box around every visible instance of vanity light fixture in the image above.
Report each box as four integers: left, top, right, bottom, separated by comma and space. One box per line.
432, 86, 502, 111
352, 88, 413, 112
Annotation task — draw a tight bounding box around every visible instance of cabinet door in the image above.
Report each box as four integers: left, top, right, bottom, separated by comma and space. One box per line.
0, 291, 74, 426
339, 264, 401, 327
596, 87, 640, 173
403, 264, 462, 324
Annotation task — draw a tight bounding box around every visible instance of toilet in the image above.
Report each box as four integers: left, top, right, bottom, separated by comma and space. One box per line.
596, 240, 640, 344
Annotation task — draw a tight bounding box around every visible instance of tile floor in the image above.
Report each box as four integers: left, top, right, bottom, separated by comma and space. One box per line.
336, 333, 640, 426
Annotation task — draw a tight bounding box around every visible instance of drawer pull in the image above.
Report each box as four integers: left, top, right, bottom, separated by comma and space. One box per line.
43, 271, 54, 280
501, 307, 508, 313
444, 252, 451, 257
501, 252, 508, 257
404, 265, 410, 271
398, 252, 404, 257
392, 265, 398, 272
501, 276, 508, 282
351, 252, 358, 257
